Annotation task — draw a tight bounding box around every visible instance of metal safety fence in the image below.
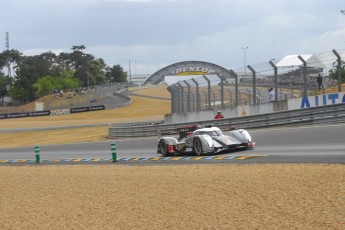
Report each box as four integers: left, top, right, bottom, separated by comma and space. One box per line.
108, 103, 345, 139
168, 49, 345, 114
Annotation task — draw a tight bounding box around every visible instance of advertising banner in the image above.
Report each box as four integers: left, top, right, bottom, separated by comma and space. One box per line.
70, 105, 105, 114
0, 111, 51, 119
288, 92, 345, 110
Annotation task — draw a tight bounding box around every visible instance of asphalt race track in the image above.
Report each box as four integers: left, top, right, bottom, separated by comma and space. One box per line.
0, 124, 344, 165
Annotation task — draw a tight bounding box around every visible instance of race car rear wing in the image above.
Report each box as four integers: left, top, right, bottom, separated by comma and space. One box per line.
177, 125, 198, 140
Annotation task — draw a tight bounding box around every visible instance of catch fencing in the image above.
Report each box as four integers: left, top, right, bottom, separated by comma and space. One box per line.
168, 49, 345, 114
42, 83, 130, 110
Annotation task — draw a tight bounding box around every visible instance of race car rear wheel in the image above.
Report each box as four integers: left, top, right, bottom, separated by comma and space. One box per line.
193, 138, 203, 156
159, 140, 172, 156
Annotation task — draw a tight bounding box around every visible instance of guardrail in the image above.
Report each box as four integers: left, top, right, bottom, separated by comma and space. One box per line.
106, 92, 132, 109
108, 103, 345, 138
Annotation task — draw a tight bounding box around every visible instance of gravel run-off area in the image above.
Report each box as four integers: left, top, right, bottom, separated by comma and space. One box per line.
1, 164, 344, 229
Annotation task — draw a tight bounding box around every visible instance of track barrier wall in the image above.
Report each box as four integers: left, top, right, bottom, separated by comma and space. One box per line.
108, 103, 345, 139
0, 105, 105, 119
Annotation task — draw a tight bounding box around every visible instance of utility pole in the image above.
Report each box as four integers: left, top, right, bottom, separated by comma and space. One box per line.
5, 32, 11, 77
128, 59, 132, 88
241, 46, 248, 75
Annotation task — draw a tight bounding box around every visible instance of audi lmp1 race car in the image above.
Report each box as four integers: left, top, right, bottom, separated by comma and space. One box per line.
157, 125, 255, 156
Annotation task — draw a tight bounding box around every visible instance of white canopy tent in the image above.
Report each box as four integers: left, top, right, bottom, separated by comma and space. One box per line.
276, 54, 325, 69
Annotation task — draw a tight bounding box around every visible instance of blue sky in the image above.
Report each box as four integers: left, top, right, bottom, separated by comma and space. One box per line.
1, 0, 344, 74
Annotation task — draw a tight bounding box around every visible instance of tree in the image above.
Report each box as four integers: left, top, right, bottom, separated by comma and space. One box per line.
9, 83, 32, 103
10, 53, 57, 101
10, 56, 39, 102
0, 75, 11, 103
88, 58, 107, 86
71, 45, 86, 52
106, 64, 127, 83
56, 71, 80, 89
55, 52, 74, 72
328, 60, 345, 82
70, 51, 93, 87
36, 52, 58, 76
34, 75, 54, 98
0, 49, 22, 77
0, 45, 125, 104
0, 75, 7, 98
57, 76, 80, 89
34, 72, 80, 98
60, 69, 75, 79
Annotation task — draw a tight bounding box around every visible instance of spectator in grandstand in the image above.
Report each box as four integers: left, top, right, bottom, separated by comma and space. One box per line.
268, 88, 275, 102
317, 74, 323, 90
214, 111, 224, 119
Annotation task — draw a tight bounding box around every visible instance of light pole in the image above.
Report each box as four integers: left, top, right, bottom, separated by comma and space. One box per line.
241, 46, 248, 75
82, 54, 91, 102
86, 60, 90, 90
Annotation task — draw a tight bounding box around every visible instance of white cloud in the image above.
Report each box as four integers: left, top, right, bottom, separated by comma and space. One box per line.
2, 0, 345, 74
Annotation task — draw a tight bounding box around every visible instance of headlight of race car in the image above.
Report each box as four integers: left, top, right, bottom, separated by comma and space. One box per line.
240, 129, 252, 142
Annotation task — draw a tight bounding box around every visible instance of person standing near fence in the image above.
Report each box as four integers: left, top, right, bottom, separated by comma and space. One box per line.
214, 111, 224, 119
268, 88, 275, 102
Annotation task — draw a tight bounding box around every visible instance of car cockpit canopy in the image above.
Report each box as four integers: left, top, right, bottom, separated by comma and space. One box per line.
193, 127, 223, 137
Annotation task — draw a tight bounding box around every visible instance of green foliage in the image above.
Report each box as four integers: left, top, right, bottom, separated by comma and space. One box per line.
59, 76, 80, 89
71, 45, 86, 51
9, 83, 34, 103
0, 49, 22, 71
0, 75, 6, 97
0, 45, 126, 104
0, 75, 10, 99
107, 64, 128, 83
11, 55, 43, 102
34, 76, 54, 97
60, 69, 75, 79
88, 59, 107, 86
73, 56, 109, 87
34, 73, 80, 98
328, 60, 345, 82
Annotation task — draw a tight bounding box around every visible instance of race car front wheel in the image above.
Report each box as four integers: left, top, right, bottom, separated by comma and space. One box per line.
193, 138, 203, 156
159, 140, 172, 156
